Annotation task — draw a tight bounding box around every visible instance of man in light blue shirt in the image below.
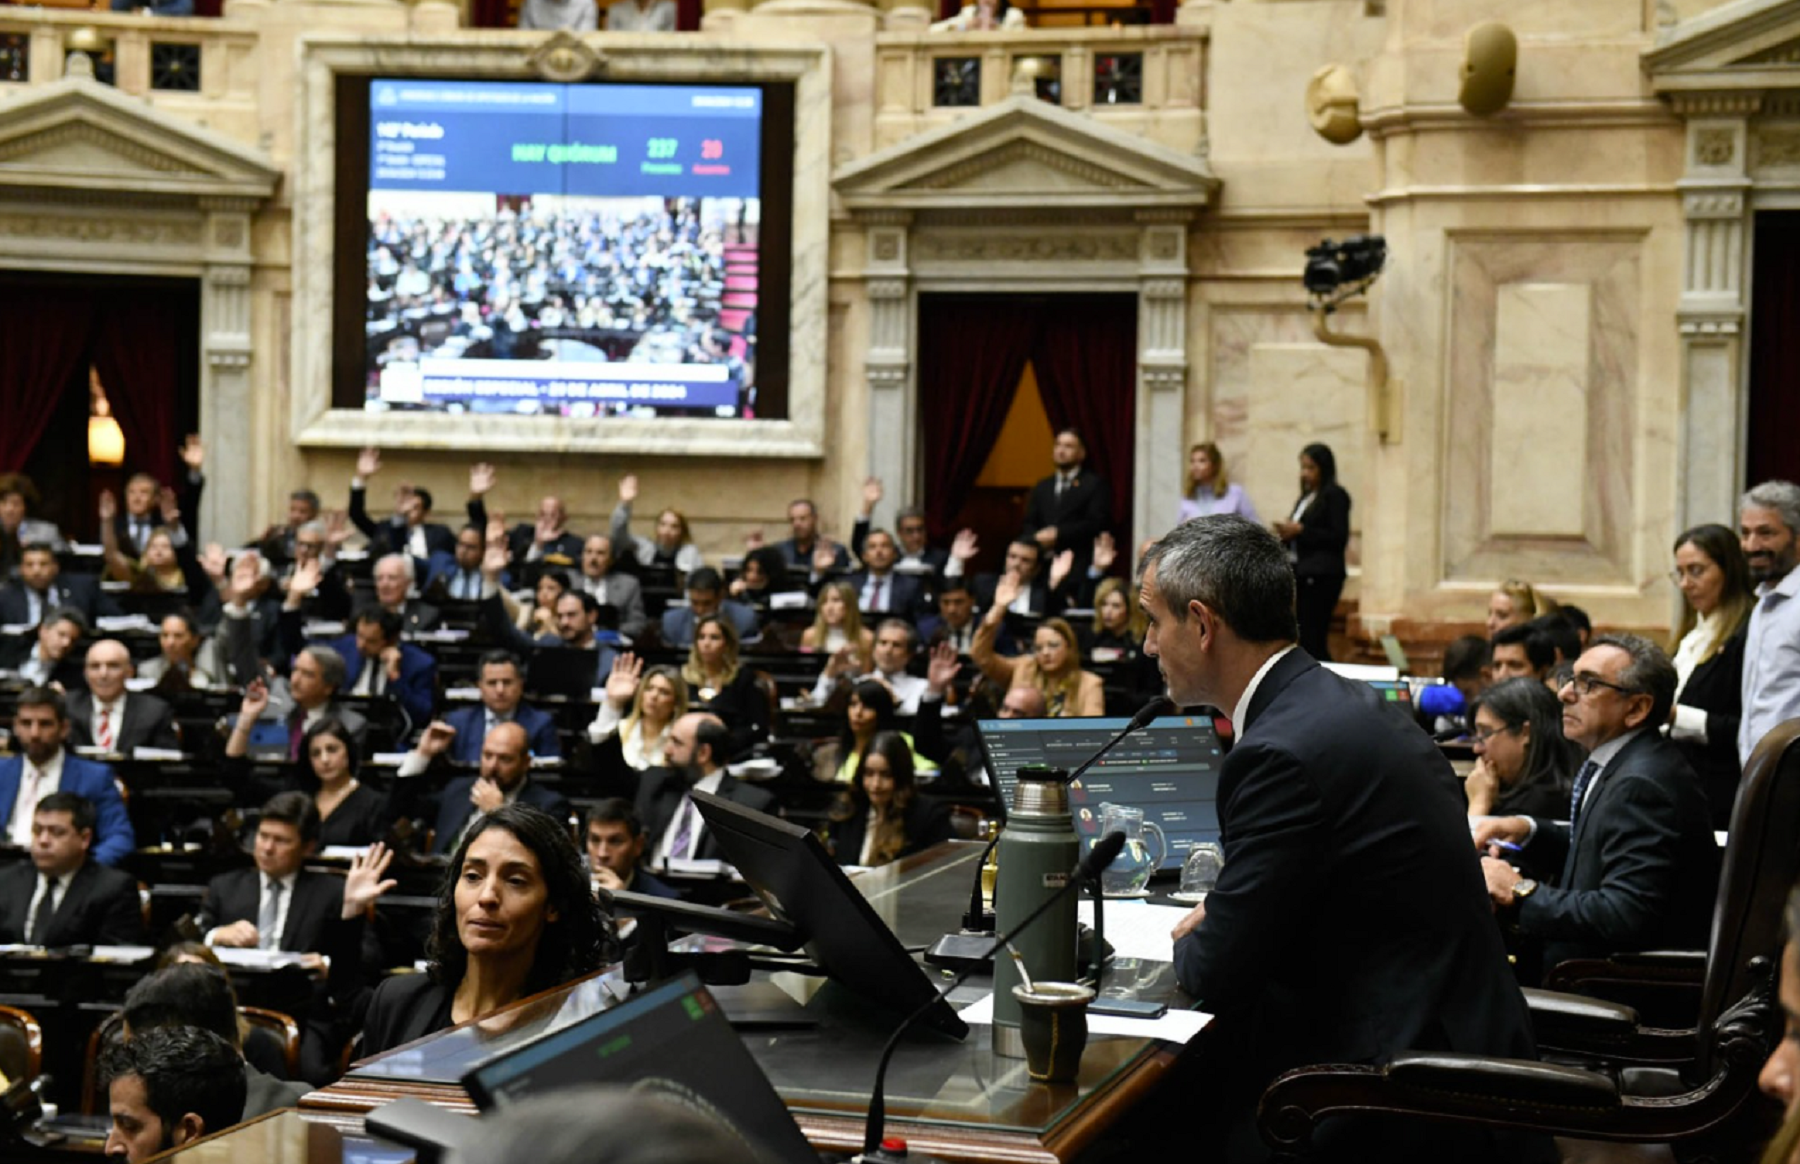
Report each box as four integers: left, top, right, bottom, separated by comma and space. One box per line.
1737, 480, 1800, 765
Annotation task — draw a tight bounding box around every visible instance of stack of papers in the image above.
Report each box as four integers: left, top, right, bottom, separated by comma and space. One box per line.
956, 992, 1210, 1042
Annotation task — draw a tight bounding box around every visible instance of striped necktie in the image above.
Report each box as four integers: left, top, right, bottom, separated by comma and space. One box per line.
1569, 760, 1600, 829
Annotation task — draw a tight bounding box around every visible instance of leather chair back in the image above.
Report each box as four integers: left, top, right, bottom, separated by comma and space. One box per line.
0, 1005, 42, 1086
1695, 718, 1800, 1075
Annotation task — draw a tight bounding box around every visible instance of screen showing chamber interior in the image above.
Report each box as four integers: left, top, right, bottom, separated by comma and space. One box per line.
364, 78, 763, 418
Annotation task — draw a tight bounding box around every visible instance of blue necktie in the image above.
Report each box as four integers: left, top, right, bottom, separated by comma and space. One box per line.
1569, 760, 1600, 828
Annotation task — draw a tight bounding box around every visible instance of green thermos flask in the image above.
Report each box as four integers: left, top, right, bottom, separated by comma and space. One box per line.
991, 763, 1079, 1058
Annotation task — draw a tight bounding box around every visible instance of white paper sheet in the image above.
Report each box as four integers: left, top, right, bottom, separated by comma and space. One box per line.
957, 992, 1211, 1043
1076, 899, 1192, 964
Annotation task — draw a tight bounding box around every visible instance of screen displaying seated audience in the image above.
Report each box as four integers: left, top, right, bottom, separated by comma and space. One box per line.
341, 77, 792, 420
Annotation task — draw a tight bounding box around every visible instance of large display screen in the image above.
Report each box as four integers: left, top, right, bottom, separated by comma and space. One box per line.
356, 78, 774, 419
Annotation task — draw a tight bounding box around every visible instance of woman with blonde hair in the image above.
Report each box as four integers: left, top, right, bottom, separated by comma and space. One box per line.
1088, 576, 1147, 658
589, 653, 689, 771
973, 573, 1105, 717
680, 614, 768, 755
801, 580, 873, 662
98, 489, 204, 595
1177, 442, 1260, 524
610, 473, 704, 575
1486, 579, 1543, 640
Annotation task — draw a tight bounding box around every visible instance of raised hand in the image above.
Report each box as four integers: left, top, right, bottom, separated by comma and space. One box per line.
860, 476, 883, 517
288, 557, 323, 600
744, 526, 765, 550
1049, 549, 1074, 594
470, 776, 504, 815
179, 433, 205, 473
991, 570, 1024, 614
323, 510, 352, 548
417, 720, 457, 758
1092, 531, 1118, 574
157, 487, 181, 527
811, 542, 839, 576
342, 843, 399, 919
951, 529, 979, 563
200, 543, 229, 581
356, 446, 382, 479
604, 652, 644, 708
469, 462, 497, 496
618, 474, 639, 505
381, 643, 404, 681
229, 552, 264, 604
238, 677, 270, 721
482, 541, 509, 580
534, 513, 560, 545
926, 641, 960, 695
97, 490, 117, 522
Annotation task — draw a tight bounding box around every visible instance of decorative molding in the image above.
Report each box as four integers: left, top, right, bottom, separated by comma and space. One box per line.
1683, 189, 1746, 217
527, 32, 606, 83
915, 140, 1142, 191
1140, 363, 1185, 392
205, 264, 252, 287
867, 277, 908, 298
1695, 125, 1737, 165
1666, 93, 1764, 117
0, 213, 201, 245
1678, 316, 1744, 336
1757, 125, 1800, 166
1140, 277, 1185, 300
872, 232, 901, 261
911, 232, 1137, 262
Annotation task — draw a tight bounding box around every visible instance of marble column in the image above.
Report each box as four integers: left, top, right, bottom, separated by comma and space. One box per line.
1135, 211, 1190, 549
863, 212, 913, 529
200, 198, 258, 546
1673, 108, 1753, 535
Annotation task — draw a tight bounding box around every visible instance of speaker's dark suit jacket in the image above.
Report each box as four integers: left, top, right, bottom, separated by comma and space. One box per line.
0, 575, 118, 626
0, 755, 135, 867
66, 691, 180, 754
442, 703, 561, 762
1673, 626, 1747, 829
1172, 649, 1542, 1158
429, 778, 572, 856
1518, 729, 1720, 972
1019, 468, 1111, 573
633, 768, 777, 863
0, 859, 145, 946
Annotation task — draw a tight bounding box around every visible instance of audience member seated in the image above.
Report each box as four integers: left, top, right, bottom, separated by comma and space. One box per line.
729, 545, 798, 606
112, 440, 205, 554
748, 496, 849, 578
584, 799, 677, 899
208, 549, 285, 678
1476, 634, 1721, 979
97, 489, 209, 609
603, 0, 674, 30
1490, 621, 1555, 685
0, 686, 135, 865
1667, 522, 1753, 829
1462, 678, 1579, 820
1559, 603, 1593, 650
801, 580, 872, 662
635, 713, 776, 867
348, 447, 456, 564
509, 569, 571, 638
911, 642, 1045, 781
521, 0, 598, 31
589, 654, 687, 771
361, 803, 616, 1055
138, 611, 221, 692
1486, 577, 1545, 640
851, 479, 949, 579
574, 534, 648, 639
918, 580, 978, 655
1177, 441, 1260, 525
152, 942, 293, 1082
66, 638, 180, 753
0, 473, 65, 578
610, 474, 704, 575
659, 567, 758, 649
819, 679, 935, 784
1429, 633, 1491, 732
0, 543, 115, 626
0, 791, 144, 945
972, 574, 1104, 717
0, 606, 88, 688
120, 964, 309, 1120
425, 523, 491, 602
478, 545, 618, 686
843, 527, 926, 620
811, 617, 928, 714
1085, 576, 1146, 660
1526, 613, 1582, 667
225, 684, 390, 848
964, 535, 1054, 621
298, 607, 437, 734
444, 651, 561, 762
100, 1025, 246, 1164
361, 553, 442, 634
405, 721, 573, 856
823, 731, 949, 867
930, 0, 1025, 31
274, 518, 354, 622
255, 488, 322, 568
507, 496, 585, 568
679, 614, 769, 756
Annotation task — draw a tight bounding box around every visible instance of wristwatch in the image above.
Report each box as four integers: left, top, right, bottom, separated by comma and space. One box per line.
1511, 878, 1539, 902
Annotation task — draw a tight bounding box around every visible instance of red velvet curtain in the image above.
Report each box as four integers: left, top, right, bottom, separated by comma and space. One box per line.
1749, 212, 1800, 487
1029, 295, 1137, 540
0, 286, 92, 473
917, 297, 1039, 543
91, 292, 183, 488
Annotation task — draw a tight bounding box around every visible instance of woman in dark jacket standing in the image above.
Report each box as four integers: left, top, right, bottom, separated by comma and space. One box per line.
1668, 523, 1754, 828
1272, 442, 1351, 662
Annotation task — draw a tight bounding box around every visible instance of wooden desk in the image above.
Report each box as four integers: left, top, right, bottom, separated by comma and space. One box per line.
298, 843, 1195, 1163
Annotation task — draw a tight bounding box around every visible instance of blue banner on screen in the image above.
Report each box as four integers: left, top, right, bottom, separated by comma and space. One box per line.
364, 79, 765, 419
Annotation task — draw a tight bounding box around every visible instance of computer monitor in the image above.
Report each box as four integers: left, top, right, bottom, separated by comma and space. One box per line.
689, 789, 969, 1038
977, 714, 1224, 871
464, 971, 818, 1164
1365, 678, 1414, 711
526, 646, 597, 699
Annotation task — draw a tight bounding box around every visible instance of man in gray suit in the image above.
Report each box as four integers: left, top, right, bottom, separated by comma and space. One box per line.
577, 534, 648, 639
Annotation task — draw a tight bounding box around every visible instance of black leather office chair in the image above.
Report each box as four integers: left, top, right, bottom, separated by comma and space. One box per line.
1256, 718, 1800, 1159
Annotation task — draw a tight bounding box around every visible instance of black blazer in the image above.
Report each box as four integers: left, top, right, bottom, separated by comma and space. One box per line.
0, 575, 118, 626
197, 867, 363, 973
1284, 483, 1351, 579
1172, 650, 1541, 1156
361, 973, 456, 1058
841, 570, 927, 621
823, 797, 950, 866
430, 778, 572, 856
1019, 469, 1111, 570
318, 783, 391, 849
1518, 730, 1721, 972
1673, 626, 1747, 829
0, 859, 145, 946
686, 669, 770, 760
633, 769, 777, 863
66, 691, 180, 753
348, 486, 457, 561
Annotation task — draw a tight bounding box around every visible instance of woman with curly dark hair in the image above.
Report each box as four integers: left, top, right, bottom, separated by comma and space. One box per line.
359, 803, 616, 1055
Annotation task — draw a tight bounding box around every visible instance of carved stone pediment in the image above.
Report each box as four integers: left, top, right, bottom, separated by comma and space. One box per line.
0, 70, 280, 204
1645, 0, 1800, 92
834, 95, 1218, 215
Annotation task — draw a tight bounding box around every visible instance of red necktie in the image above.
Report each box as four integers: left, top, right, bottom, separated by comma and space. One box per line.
97, 706, 114, 752
871, 577, 884, 611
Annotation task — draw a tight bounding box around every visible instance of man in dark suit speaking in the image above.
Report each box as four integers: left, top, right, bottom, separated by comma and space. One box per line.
0, 791, 144, 946
1476, 634, 1720, 973
636, 712, 776, 867
1136, 515, 1545, 1160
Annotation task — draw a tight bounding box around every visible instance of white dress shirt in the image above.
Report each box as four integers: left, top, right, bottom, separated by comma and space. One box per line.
7, 748, 65, 848
24, 869, 72, 941
1230, 645, 1297, 742
1739, 565, 1800, 764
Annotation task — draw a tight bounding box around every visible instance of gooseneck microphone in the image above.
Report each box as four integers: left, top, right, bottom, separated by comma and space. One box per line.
860, 832, 1128, 1161
1063, 695, 1174, 785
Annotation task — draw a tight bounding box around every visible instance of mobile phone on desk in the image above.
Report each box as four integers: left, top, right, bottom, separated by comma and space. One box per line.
1089, 997, 1168, 1019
